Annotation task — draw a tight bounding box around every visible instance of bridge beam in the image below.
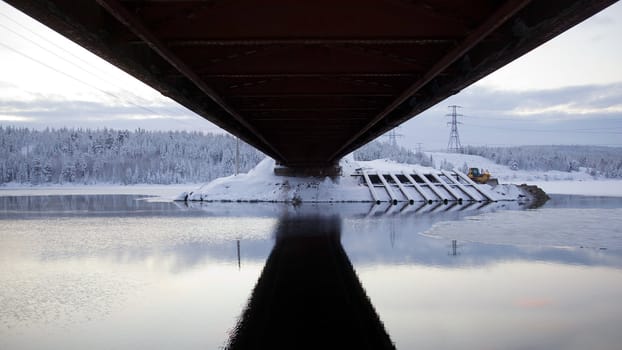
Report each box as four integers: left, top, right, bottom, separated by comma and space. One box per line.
6, 0, 617, 168
94, 0, 287, 162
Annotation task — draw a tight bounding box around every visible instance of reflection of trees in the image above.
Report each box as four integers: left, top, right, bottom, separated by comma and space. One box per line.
0, 195, 173, 218
227, 215, 395, 350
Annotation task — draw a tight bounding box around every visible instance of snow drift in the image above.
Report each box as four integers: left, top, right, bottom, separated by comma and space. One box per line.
179, 156, 533, 204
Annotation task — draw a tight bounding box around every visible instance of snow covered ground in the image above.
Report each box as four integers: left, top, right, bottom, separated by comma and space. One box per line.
428, 151, 622, 197
185, 156, 374, 202
182, 151, 622, 202
428, 151, 594, 182
2, 152, 620, 200
183, 156, 517, 203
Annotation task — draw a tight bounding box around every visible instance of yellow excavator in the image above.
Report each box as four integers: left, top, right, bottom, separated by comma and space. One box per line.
467, 168, 497, 185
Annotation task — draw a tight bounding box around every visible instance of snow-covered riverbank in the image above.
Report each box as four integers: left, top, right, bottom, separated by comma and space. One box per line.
428, 151, 596, 182
429, 151, 622, 196
3, 152, 622, 199
181, 156, 523, 203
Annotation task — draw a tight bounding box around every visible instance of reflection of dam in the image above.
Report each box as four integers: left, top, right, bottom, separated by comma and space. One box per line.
227, 215, 395, 350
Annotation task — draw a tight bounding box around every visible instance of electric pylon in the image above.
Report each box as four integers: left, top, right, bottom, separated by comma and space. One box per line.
384, 128, 403, 147
446, 105, 463, 153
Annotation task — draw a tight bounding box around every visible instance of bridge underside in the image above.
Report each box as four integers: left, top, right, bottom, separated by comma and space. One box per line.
8, 0, 616, 167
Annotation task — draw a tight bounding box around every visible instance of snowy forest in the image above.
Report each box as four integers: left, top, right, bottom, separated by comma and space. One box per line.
462, 145, 622, 178
353, 141, 433, 166
0, 126, 429, 185
2, 126, 622, 185
0, 126, 263, 185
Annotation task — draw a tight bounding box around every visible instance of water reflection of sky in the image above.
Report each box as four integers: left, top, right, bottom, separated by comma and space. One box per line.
1, 195, 621, 349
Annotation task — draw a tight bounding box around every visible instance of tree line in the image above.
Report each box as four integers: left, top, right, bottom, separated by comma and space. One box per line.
462, 145, 622, 178
353, 141, 433, 166
0, 126, 264, 185
2, 126, 620, 185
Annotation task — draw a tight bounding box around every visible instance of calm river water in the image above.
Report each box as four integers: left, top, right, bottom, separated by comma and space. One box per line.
1, 194, 622, 349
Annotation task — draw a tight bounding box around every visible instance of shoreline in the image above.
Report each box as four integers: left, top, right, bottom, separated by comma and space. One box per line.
1, 179, 622, 198
0, 183, 201, 198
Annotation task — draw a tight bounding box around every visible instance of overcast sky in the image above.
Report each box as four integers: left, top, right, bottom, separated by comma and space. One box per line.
1, 1, 621, 151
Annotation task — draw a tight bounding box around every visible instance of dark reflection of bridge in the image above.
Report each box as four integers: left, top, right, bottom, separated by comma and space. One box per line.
227, 214, 395, 350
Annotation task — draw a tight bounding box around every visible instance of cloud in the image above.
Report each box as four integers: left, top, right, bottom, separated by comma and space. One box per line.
514, 297, 554, 309
441, 82, 622, 121
2, 81, 621, 149
401, 82, 622, 149
0, 97, 193, 121
511, 104, 622, 117
0, 114, 35, 122
0, 96, 224, 133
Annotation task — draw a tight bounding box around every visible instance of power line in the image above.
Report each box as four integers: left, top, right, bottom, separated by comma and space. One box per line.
463, 122, 622, 134
0, 40, 169, 117
464, 142, 622, 147
0, 18, 221, 133
461, 114, 522, 121
383, 127, 403, 147
0, 41, 123, 100
0, 35, 210, 132
446, 105, 463, 152
0, 20, 183, 116
416, 142, 423, 153
0, 14, 125, 88
462, 113, 622, 130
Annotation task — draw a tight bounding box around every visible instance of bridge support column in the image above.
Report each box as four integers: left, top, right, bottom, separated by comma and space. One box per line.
273, 163, 342, 178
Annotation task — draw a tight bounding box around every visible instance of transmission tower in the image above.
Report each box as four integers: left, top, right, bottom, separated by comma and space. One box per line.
235, 137, 240, 175
416, 142, 423, 154
446, 105, 463, 153
383, 128, 403, 147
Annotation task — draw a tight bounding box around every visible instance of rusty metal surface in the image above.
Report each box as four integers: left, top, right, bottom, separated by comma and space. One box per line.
6, 0, 618, 167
